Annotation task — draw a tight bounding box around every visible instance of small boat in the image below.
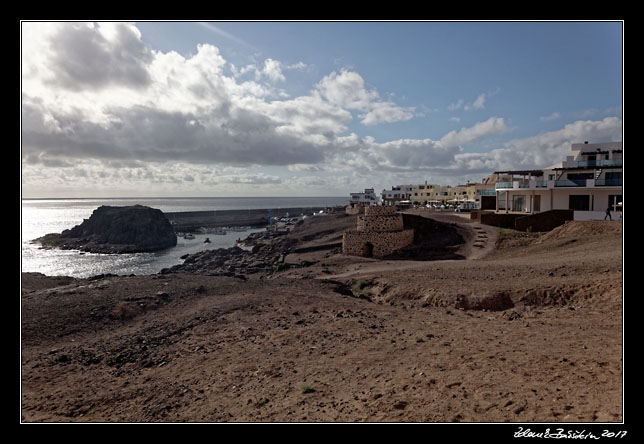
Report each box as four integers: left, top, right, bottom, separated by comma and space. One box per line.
183, 233, 195, 240
204, 237, 211, 243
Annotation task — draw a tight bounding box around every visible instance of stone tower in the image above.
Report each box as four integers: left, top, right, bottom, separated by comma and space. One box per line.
342, 206, 414, 257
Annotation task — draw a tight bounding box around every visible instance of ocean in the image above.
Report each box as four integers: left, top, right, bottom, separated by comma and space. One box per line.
21, 196, 348, 278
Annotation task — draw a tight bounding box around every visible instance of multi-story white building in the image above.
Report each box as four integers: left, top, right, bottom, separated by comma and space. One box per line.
494, 141, 622, 220
349, 188, 380, 206
381, 185, 415, 205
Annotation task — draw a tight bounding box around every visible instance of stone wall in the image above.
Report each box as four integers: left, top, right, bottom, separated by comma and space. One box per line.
342, 229, 415, 257
364, 206, 397, 216
357, 214, 404, 232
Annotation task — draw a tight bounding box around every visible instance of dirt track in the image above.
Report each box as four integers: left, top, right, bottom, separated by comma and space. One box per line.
21, 213, 623, 423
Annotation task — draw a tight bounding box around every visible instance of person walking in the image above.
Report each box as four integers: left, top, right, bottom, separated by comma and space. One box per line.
605, 206, 612, 220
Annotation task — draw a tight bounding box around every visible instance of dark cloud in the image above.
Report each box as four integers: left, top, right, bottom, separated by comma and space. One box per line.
46, 23, 152, 91
21, 99, 327, 167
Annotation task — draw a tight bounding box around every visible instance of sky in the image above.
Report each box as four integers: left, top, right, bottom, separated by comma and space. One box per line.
21, 21, 623, 198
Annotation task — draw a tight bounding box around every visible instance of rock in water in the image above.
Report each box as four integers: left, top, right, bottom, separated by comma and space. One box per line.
36, 205, 177, 253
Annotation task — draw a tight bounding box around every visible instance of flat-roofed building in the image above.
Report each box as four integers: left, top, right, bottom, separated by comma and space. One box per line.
493, 141, 622, 220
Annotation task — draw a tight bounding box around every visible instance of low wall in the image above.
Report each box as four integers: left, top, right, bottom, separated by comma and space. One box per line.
514, 210, 574, 232
342, 229, 414, 258
481, 210, 575, 232
480, 212, 520, 229
573, 210, 620, 221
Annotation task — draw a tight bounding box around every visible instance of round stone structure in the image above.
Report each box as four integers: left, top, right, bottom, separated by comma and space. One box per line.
342, 206, 414, 257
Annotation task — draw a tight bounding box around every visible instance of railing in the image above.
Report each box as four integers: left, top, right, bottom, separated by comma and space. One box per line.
478, 189, 496, 195
495, 182, 514, 189
578, 158, 622, 168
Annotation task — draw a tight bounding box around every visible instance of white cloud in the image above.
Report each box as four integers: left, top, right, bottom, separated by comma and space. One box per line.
464, 93, 487, 111
540, 112, 561, 121
452, 89, 499, 112
360, 101, 415, 126
439, 117, 511, 148
448, 99, 464, 111
262, 58, 285, 82
315, 69, 416, 125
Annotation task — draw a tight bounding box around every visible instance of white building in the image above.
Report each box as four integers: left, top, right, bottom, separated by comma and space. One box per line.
349, 188, 380, 206
381, 185, 414, 205
494, 141, 622, 220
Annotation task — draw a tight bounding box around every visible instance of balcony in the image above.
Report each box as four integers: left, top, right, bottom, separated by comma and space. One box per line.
495, 182, 514, 189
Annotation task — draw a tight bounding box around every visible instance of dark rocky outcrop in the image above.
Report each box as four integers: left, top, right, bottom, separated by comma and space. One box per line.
36, 205, 177, 254
163, 241, 292, 277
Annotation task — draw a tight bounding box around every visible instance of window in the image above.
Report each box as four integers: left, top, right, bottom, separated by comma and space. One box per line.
569, 195, 590, 211
609, 195, 622, 212
497, 191, 507, 210
513, 195, 526, 212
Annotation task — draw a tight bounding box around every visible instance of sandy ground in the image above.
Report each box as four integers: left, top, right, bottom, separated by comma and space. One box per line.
20, 212, 624, 423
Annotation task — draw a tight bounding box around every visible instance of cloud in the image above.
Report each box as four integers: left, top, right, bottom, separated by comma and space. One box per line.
464, 93, 487, 111
315, 69, 416, 125
540, 112, 561, 121
22, 24, 420, 177
451, 89, 499, 112
262, 59, 285, 82
217, 173, 282, 185
36, 22, 153, 91
439, 117, 511, 148
448, 99, 464, 111
444, 116, 623, 180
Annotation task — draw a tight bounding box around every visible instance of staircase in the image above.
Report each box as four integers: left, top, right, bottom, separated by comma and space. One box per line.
595, 169, 602, 180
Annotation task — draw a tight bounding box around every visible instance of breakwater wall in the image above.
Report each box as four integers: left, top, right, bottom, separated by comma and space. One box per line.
164, 207, 332, 232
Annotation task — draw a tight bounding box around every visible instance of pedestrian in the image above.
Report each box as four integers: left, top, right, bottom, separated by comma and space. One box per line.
605, 206, 612, 220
